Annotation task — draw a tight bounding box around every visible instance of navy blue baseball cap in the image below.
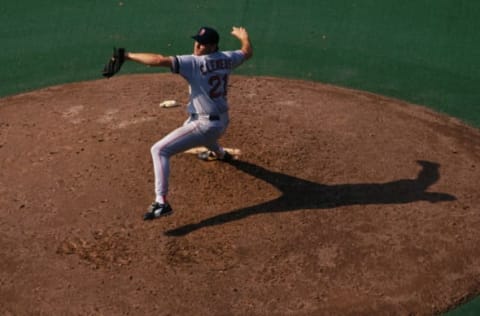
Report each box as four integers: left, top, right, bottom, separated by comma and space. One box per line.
192, 26, 219, 45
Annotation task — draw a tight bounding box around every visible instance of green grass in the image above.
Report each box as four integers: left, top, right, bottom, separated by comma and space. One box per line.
444, 297, 480, 316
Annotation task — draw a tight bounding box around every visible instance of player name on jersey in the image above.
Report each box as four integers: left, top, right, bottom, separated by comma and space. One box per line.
200, 58, 233, 74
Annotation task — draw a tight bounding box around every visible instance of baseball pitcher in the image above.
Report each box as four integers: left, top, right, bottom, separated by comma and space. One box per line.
102, 26, 253, 220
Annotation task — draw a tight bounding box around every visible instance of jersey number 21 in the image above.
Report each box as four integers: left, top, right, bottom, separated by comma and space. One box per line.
208, 74, 228, 99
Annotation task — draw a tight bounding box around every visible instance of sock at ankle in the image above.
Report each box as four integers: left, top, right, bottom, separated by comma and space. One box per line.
156, 196, 167, 204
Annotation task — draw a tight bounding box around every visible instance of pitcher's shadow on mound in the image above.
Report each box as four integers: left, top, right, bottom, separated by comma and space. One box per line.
165, 160, 456, 237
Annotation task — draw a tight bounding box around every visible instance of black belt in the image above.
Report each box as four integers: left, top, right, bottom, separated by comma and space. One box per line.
190, 113, 220, 121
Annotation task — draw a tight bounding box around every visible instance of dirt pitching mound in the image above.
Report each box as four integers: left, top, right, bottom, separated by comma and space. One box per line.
1, 74, 479, 315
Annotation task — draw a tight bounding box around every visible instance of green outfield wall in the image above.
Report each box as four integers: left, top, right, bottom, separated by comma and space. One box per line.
1, 1, 479, 313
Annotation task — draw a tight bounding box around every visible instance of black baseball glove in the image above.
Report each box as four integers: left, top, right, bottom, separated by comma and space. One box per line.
102, 47, 126, 78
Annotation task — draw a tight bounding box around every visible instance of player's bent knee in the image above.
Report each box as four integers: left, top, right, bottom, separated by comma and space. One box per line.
151, 143, 176, 158
150, 143, 163, 157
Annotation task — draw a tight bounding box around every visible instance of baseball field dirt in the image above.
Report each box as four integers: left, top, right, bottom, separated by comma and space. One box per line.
1, 74, 479, 315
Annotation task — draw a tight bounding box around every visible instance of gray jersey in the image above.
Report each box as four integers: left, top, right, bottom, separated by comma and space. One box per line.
172, 50, 245, 115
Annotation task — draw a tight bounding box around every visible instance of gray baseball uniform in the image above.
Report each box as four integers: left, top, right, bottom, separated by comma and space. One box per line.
150, 50, 246, 203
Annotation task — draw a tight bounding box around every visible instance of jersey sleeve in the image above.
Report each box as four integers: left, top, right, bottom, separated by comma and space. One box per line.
171, 54, 196, 79
223, 50, 246, 69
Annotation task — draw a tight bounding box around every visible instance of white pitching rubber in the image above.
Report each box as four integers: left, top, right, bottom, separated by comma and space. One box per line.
159, 100, 179, 108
